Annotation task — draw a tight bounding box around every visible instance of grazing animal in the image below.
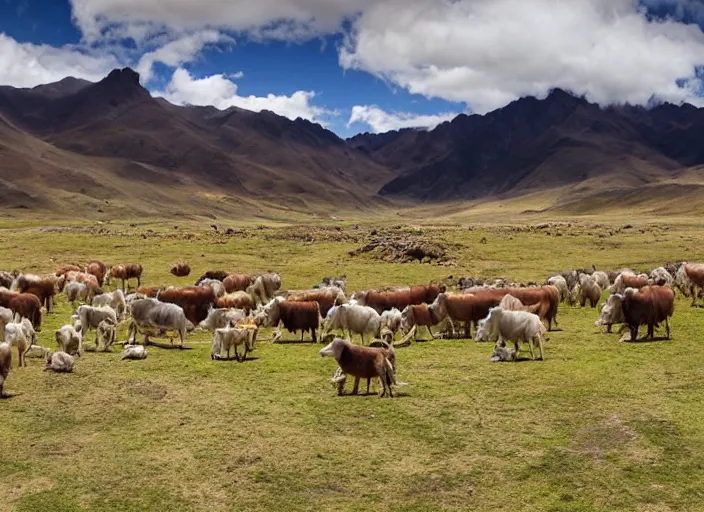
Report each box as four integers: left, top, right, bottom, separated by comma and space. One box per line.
498, 294, 542, 314
121, 345, 147, 360
319, 338, 397, 397
86, 260, 107, 287
4, 317, 36, 368
429, 292, 501, 338
546, 275, 569, 303
591, 271, 611, 290
400, 304, 441, 340
0, 341, 10, 396
324, 304, 381, 344
576, 274, 602, 308
198, 307, 247, 333
610, 271, 648, 294
170, 262, 191, 277
96, 319, 117, 351
195, 270, 229, 285
475, 307, 546, 360
211, 326, 257, 361
75, 305, 117, 347
44, 351, 74, 372
215, 291, 255, 312
223, 274, 254, 293
157, 286, 216, 325
352, 282, 445, 314
66, 281, 92, 304
676, 263, 704, 306
55, 324, 83, 356
108, 264, 143, 290
55, 264, 82, 278
0, 306, 12, 342
649, 267, 673, 287
128, 298, 189, 347
92, 289, 127, 320
380, 308, 403, 335
255, 297, 320, 343
314, 276, 346, 292
246, 273, 282, 305
594, 294, 624, 333
198, 278, 226, 298
616, 285, 675, 341
0, 290, 41, 329
12, 273, 59, 312
286, 287, 346, 317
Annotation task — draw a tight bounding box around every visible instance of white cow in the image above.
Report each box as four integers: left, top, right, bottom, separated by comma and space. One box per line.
324, 304, 381, 344
211, 326, 257, 361
4, 317, 36, 367
547, 275, 569, 303
75, 305, 117, 347
476, 307, 546, 360
92, 289, 127, 320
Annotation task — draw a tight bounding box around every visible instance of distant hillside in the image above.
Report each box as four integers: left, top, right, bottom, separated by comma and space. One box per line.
0, 68, 394, 218
351, 90, 704, 203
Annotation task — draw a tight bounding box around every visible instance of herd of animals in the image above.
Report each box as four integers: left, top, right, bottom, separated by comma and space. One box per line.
0, 259, 703, 398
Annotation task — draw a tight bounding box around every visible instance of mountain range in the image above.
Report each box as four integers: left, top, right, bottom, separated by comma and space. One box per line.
1, 67, 703, 219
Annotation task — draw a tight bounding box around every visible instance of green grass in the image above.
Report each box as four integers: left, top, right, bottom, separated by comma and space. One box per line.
1, 219, 704, 511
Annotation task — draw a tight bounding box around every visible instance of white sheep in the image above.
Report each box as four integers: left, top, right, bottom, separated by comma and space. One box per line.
121, 345, 147, 360
4, 317, 36, 367
75, 305, 117, 347
211, 326, 257, 362
66, 281, 91, 303
324, 304, 381, 344
0, 306, 12, 342
92, 289, 127, 320
380, 308, 402, 335
96, 319, 117, 352
55, 324, 83, 356
44, 350, 74, 372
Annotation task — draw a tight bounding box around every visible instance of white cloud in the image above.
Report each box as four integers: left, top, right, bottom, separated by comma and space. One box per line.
153, 68, 335, 124
348, 105, 458, 133
69, 0, 377, 42
339, 0, 704, 113
0, 33, 119, 88
136, 30, 233, 83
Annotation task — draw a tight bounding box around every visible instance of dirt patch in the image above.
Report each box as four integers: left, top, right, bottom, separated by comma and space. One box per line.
349, 231, 457, 264
568, 414, 636, 460
119, 379, 168, 401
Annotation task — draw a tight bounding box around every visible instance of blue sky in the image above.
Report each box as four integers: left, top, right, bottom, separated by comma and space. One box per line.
1, 0, 704, 137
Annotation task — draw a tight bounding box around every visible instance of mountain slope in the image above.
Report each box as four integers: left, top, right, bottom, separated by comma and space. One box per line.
356, 90, 698, 201
0, 68, 394, 217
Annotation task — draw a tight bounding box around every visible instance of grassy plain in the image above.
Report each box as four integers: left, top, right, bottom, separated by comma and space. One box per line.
1, 218, 704, 511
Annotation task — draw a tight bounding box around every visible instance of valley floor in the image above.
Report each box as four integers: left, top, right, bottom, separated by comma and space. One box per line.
1, 218, 704, 511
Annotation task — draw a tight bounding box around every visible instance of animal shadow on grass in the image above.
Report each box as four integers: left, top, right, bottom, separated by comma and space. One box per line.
212, 356, 259, 362
337, 391, 409, 398
143, 340, 193, 350
623, 336, 671, 343
272, 338, 317, 345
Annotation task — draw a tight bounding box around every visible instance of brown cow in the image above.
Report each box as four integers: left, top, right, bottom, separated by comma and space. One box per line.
223, 274, 254, 293
216, 291, 256, 312
255, 297, 320, 343
13, 274, 58, 312
108, 264, 143, 291
170, 262, 191, 277
157, 286, 216, 325
618, 285, 675, 341
353, 282, 445, 314
429, 291, 503, 338
504, 286, 560, 330
86, 260, 107, 287
681, 263, 704, 306
400, 304, 441, 340
0, 290, 42, 329
286, 288, 345, 317
55, 264, 82, 277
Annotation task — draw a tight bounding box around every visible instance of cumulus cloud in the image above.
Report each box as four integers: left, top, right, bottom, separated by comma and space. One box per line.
136, 30, 233, 83
69, 0, 377, 42
0, 33, 119, 88
340, 0, 704, 113
153, 68, 335, 124
348, 105, 458, 133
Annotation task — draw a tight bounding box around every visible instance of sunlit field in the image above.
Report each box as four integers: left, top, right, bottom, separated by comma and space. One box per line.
1, 218, 704, 511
